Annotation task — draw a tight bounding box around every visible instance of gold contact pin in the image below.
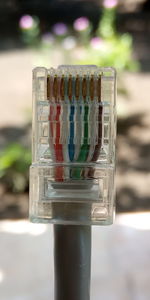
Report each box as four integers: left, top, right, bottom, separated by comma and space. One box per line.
68, 74, 72, 101
47, 75, 50, 100
82, 75, 87, 100
75, 75, 80, 100
90, 75, 94, 101
97, 74, 101, 102
60, 75, 65, 101
53, 75, 58, 101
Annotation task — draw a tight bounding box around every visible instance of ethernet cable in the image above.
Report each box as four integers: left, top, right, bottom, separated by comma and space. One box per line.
30, 65, 116, 300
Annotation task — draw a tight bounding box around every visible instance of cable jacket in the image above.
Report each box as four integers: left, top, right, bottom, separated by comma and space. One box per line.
54, 225, 91, 300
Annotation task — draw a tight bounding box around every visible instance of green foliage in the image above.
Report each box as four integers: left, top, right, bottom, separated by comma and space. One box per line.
80, 34, 138, 71
99, 8, 116, 38
19, 15, 40, 46
19, 5, 139, 72
79, 8, 139, 71
0, 144, 31, 192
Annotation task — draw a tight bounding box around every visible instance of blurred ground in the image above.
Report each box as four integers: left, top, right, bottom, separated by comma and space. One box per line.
0, 213, 150, 300
117, 72, 150, 212
0, 50, 33, 127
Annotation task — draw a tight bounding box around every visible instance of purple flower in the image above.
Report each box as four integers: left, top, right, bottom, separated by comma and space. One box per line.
73, 17, 89, 31
90, 37, 104, 49
52, 23, 67, 35
103, 0, 118, 8
19, 15, 34, 29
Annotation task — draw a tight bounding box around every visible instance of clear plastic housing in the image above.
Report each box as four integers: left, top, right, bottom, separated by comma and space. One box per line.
29, 65, 116, 225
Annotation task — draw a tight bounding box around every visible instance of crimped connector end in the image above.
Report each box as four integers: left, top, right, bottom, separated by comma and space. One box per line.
29, 65, 116, 225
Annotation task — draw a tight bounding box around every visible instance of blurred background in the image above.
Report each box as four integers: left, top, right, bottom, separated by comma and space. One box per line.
0, 0, 150, 299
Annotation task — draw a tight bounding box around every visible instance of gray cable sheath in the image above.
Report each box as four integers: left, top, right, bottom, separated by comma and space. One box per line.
54, 225, 91, 300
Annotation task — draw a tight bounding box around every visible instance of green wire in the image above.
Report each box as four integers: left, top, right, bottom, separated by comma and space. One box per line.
72, 105, 89, 179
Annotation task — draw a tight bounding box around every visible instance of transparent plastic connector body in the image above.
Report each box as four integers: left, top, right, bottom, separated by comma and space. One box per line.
29, 65, 116, 225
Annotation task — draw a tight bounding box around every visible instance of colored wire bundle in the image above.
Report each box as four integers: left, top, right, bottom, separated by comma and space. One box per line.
47, 72, 102, 181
